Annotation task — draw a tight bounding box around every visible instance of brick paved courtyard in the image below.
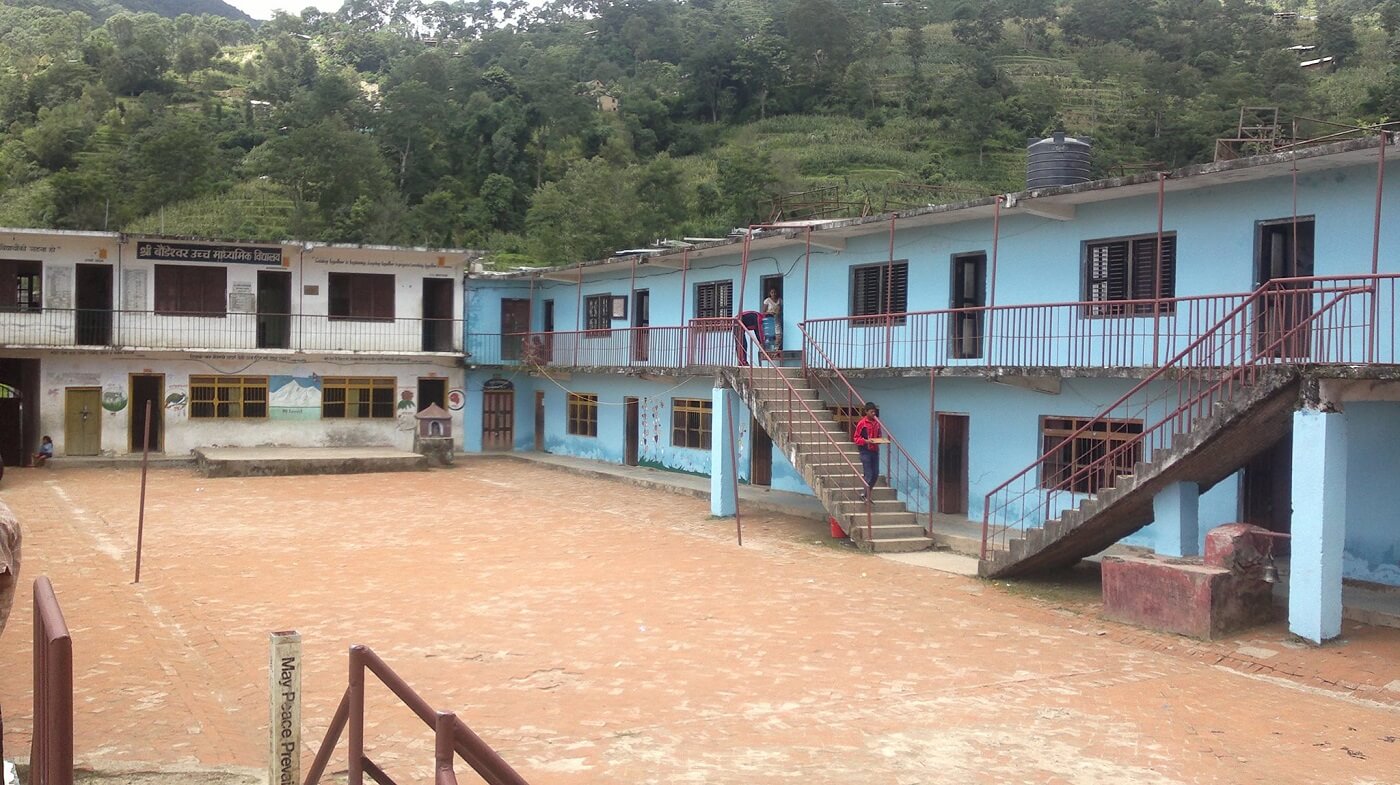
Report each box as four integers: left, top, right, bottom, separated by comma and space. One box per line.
2, 460, 1400, 784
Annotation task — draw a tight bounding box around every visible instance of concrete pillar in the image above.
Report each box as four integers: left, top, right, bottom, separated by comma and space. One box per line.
1289, 408, 1347, 644
1153, 481, 1201, 558
710, 384, 737, 517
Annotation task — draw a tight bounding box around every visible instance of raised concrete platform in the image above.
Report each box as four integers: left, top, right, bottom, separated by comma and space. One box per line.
194, 447, 429, 478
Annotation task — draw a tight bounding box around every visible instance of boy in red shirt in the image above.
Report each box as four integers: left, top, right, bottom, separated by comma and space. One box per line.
852, 402, 882, 500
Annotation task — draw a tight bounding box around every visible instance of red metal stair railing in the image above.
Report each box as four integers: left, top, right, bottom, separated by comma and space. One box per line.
981, 275, 1393, 560
799, 321, 938, 533
305, 645, 530, 785
725, 319, 878, 542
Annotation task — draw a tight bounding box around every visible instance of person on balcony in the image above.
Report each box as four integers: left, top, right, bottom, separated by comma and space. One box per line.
31, 435, 53, 468
762, 288, 782, 351
852, 402, 884, 501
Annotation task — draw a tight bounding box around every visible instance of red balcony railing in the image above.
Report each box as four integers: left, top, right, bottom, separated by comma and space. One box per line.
802, 291, 1265, 371
466, 320, 752, 369
0, 309, 461, 354
981, 274, 1399, 559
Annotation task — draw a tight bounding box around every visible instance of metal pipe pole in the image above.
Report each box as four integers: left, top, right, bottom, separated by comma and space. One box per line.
679, 250, 690, 364
134, 398, 152, 584
989, 196, 1003, 309
1370, 132, 1388, 361
885, 215, 896, 367
802, 228, 812, 325
927, 369, 936, 536
1153, 172, 1166, 366
727, 393, 743, 547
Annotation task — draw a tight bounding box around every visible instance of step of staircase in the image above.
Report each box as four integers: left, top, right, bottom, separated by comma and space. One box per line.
723, 365, 933, 555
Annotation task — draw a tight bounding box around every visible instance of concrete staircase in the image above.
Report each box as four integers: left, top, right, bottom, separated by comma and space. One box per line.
723, 366, 933, 553
980, 370, 1301, 578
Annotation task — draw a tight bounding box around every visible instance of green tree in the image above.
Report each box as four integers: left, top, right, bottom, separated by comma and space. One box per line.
243, 117, 391, 223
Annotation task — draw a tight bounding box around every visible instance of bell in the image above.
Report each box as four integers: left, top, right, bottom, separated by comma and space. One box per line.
1262, 562, 1279, 584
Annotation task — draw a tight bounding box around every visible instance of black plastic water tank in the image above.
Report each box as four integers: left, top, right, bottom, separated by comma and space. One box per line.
1026, 131, 1092, 189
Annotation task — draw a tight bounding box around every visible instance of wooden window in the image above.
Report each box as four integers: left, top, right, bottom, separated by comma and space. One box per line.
321, 376, 395, 419
567, 393, 598, 436
328, 273, 395, 321
154, 265, 226, 316
695, 280, 733, 319
1083, 234, 1176, 316
189, 375, 268, 419
671, 398, 713, 449
584, 294, 611, 333
0, 260, 42, 311
850, 261, 908, 325
1040, 416, 1143, 494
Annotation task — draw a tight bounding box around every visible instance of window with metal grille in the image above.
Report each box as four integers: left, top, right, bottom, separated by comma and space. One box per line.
1040, 416, 1143, 494
584, 294, 611, 333
850, 261, 908, 326
694, 280, 733, 319
328, 273, 395, 321
155, 265, 227, 316
1083, 234, 1176, 316
321, 377, 395, 419
567, 393, 598, 436
189, 375, 268, 419
0, 260, 41, 311
671, 398, 712, 449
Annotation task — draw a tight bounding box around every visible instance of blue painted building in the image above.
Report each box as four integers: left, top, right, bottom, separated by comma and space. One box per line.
462, 136, 1400, 643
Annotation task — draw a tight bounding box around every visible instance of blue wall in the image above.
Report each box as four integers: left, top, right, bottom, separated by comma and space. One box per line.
1342, 402, 1400, 585
462, 370, 811, 493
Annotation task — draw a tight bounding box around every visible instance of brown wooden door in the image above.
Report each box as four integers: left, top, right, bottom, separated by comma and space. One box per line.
631, 290, 650, 362
936, 413, 969, 515
482, 390, 514, 450
624, 397, 640, 465
500, 299, 531, 361
257, 270, 292, 349
1243, 435, 1293, 530
750, 416, 772, 486
534, 391, 546, 451
64, 388, 102, 456
1255, 218, 1315, 359
129, 374, 164, 453
422, 278, 455, 352
75, 264, 112, 345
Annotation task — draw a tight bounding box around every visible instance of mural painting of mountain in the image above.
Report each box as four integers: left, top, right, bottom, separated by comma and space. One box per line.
269, 375, 322, 421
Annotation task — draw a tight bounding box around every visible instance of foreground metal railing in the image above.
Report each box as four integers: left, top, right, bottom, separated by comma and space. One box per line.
304, 645, 528, 785
0, 309, 462, 354
981, 274, 1398, 559
800, 323, 936, 529
31, 576, 73, 785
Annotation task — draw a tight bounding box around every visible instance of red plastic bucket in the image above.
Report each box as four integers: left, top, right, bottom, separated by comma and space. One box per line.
829, 516, 847, 539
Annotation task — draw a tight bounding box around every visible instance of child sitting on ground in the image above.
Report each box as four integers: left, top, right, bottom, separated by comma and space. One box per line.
32, 435, 53, 467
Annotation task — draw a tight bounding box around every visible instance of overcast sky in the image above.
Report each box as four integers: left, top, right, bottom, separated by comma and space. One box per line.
224, 0, 344, 20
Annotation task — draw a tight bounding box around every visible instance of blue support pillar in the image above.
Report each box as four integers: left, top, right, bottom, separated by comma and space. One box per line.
711, 383, 737, 517
1289, 408, 1347, 644
1153, 481, 1201, 558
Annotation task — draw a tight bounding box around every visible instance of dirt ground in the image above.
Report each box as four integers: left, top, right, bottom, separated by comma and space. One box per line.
2, 461, 1400, 785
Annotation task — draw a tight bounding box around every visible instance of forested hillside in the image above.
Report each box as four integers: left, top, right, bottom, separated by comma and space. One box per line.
2, 0, 1399, 265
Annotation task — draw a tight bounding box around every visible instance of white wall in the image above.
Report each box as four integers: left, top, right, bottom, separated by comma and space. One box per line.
39, 355, 465, 456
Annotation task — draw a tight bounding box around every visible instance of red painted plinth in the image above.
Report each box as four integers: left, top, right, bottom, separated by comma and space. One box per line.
1101, 555, 1275, 640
